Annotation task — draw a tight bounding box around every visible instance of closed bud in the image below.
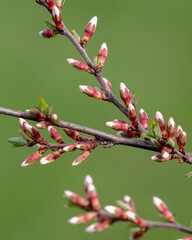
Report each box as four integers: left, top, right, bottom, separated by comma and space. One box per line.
48, 126, 63, 143
19, 118, 32, 137
155, 111, 167, 137
55, 0, 65, 10
26, 109, 44, 120
103, 78, 112, 90
120, 82, 131, 107
167, 117, 176, 140
39, 29, 57, 38
81, 16, 97, 47
76, 142, 96, 151
71, 29, 81, 42
36, 120, 50, 129
64, 190, 89, 207
67, 59, 94, 73
131, 230, 145, 239
128, 104, 138, 125
40, 150, 62, 165
117, 129, 137, 138
106, 119, 130, 131
21, 151, 42, 167
139, 109, 148, 129
45, 0, 55, 10
97, 43, 108, 69
68, 212, 97, 224
85, 221, 111, 233
126, 211, 145, 227
52, 6, 63, 28
63, 128, 80, 140
79, 85, 105, 100
63, 143, 77, 152
176, 126, 186, 151
153, 196, 176, 223
50, 113, 59, 124
151, 149, 171, 162
104, 205, 128, 219
72, 151, 91, 166
84, 175, 101, 211
24, 123, 45, 143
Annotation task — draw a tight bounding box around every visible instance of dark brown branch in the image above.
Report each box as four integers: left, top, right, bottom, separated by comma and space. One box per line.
0, 106, 157, 152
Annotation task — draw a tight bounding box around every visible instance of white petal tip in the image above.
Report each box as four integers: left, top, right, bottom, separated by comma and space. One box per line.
104, 205, 116, 214
67, 58, 75, 64
64, 190, 73, 198
40, 157, 49, 165
68, 217, 79, 224
85, 224, 96, 233
85, 175, 93, 184
101, 42, 107, 49
106, 121, 113, 127
153, 196, 162, 206
90, 16, 97, 26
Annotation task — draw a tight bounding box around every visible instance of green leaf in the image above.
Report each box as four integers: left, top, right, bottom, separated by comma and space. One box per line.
8, 137, 28, 147
38, 96, 49, 115
45, 103, 53, 116
131, 92, 139, 106
93, 55, 100, 67
141, 132, 156, 139
45, 21, 57, 31
150, 120, 162, 139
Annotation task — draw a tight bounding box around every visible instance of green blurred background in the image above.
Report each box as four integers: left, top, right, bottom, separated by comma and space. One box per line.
0, 0, 192, 239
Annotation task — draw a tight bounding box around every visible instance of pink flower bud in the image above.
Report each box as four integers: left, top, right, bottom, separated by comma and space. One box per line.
40, 150, 63, 165
97, 43, 108, 69
131, 230, 146, 239
79, 85, 105, 100
153, 196, 176, 223
24, 123, 45, 143
67, 59, 94, 73
167, 117, 176, 140
139, 109, 148, 129
21, 151, 42, 167
104, 205, 128, 219
85, 221, 111, 233
117, 129, 137, 138
63, 143, 77, 152
64, 190, 89, 207
126, 211, 145, 227
128, 104, 138, 125
102, 78, 112, 90
68, 212, 97, 224
81, 16, 97, 47
19, 118, 31, 138
52, 6, 63, 28
63, 128, 80, 140
106, 119, 130, 131
84, 175, 101, 211
72, 151, 91, 166
39, 29, 57, 38
45, 0, 55, 10
151, 149, 171, 162
26, 109, 44, 120
76, 142, 97, 151
48, 126, 63, 143
176, 126, 186, 151
120, 82, 131, 108
155, 111, 167, 137
36, 120, 50, 129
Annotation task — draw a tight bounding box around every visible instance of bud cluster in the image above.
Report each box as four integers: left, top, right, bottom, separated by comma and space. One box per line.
64, 175, 183, 239
151, 111, 187, 163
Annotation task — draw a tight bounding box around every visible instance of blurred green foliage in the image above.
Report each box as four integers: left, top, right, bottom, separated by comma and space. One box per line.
0, 0, 192, 239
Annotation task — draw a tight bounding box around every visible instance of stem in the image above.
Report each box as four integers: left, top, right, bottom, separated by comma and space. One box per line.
0, 106, 157, 151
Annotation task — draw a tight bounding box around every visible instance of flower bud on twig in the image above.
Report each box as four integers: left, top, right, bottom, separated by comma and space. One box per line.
52, 6, 63, 28
104, 205, 128, 219
120, 82, 131, 108
67, 59, 94, 73
97, 43, 108, 69
68, 212, 97, 224
139, 109, 148, 129
126, 211, 145, 227
39, 29, 57, 38
72, 151, 91, 166
128, 104, 138, 125
155, 111, 167, 137
26, 109, 44, 120
21, 151, 42, 167
40, 150, 62, 165
153, 196, 176, 223
102, 78, 112, 90
176, 126, 187, 151
48, 126, 63, 143
64, 190, 89, 207
81, 16, 97, 47
85, 221, 111, 233
106, 119, 131, 131
79, 85, 106, 100
167, 117, 176, 140
63, 128, 80, 140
